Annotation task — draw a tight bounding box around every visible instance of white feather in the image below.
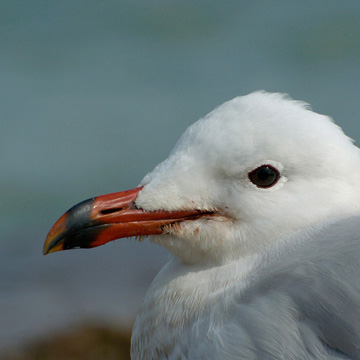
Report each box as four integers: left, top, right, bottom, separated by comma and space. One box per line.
131, 92, 360, 359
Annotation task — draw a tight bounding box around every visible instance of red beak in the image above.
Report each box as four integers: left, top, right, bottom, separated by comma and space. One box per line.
43, 186, 213, 255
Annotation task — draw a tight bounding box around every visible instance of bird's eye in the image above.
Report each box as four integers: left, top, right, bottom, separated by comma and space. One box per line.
248, 165, 280, 188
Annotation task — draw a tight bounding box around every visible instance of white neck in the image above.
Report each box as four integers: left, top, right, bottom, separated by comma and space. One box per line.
130, 210, 357, 359
131, 188, 360, 359
130, 253, 260, 359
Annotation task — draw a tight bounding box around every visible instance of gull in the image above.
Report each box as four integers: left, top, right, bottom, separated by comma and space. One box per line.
44, 92, 360, 359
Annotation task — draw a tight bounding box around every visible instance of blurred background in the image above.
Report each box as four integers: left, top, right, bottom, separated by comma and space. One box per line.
2, 0, 360, 358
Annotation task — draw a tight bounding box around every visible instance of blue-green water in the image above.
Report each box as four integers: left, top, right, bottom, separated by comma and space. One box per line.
1, 0, 360, 349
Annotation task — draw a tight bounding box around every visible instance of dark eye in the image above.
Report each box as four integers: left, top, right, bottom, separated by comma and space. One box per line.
248, 165, 280, 188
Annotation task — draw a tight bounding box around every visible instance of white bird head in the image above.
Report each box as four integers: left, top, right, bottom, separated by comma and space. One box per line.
44, 92, 360, 265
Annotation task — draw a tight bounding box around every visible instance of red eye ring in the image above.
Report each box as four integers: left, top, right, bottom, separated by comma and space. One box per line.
248, 165, 280, 188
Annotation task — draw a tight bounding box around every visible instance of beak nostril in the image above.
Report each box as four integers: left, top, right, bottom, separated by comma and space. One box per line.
100, 207, 125, 215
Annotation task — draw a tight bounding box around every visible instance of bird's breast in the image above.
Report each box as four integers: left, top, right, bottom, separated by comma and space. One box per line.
130, 257, 256, 360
